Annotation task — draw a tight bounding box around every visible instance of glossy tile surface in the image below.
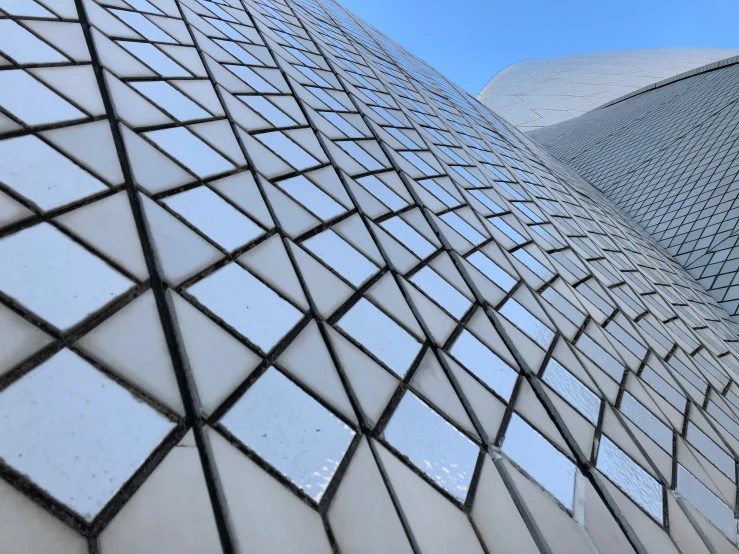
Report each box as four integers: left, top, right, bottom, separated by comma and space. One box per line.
1, 1, 738, 552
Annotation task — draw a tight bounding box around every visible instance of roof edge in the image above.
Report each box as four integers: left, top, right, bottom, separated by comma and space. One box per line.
476, 58, 538, 99
599, 53, 739, 109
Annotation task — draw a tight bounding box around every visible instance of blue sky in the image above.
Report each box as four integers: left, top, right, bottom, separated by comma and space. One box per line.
339, 0, 739, 95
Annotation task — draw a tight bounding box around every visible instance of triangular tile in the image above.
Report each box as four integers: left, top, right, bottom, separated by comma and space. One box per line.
472, 457, 540, 554
369, 221, 419, 274
411, 349, 476, 436
55, 191, 148, 281
0, 303, 53, 377
366, 273, 424, 338
261, 179, 320, 237
238, 235, 308, 311
90, 29, 155, 78
277, 319, 357, 423
210, 171, 274, 228
287, 241, 353, 318
42, 121, 124, 186
120, 125, 194, 194
444, 353, 507, 443
189, 119, 247, 166
236, 128, 292, 178
403, 282, 456, 345
375, 443, 486, 554
30, 65, 106, 116
208, 429, 333, 554
0, 190, 33, 228
0, 478, 86, 554
325, 325, 398, 428
169, 292, 261, 415
140, 194, 222, 284
99, 430, 222, 554
77, 290, 184, 414
105, 73, 172, 128
329, 438, 414, 554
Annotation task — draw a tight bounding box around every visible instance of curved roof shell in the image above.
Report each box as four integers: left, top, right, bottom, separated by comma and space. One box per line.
478, 48, 739, 131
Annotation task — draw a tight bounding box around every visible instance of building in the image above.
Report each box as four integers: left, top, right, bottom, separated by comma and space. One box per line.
1, 0, 738, 553
478, 49, 739, 132
530, 57, 739, 322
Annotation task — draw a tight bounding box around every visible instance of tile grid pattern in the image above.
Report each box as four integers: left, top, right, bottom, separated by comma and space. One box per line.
530, 63, 739, 322
1, 0, 739, 553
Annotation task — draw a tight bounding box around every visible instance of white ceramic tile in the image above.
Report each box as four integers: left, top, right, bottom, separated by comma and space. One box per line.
500, 298, 555, 349
32, 65, 105, 116
278, 175, 345, 220
502, 413, 576, 509
140, 194, 221, 284
337, 298, 422, 378
0, 0, 54, 17
0, 349, 174, 520
411, 350, 477, 435
384, 392, 478, 501
277, 319, 356, 423
0, 190, 32, 228
239, 95, 295, 127
0, 70, 84, 126
257, 131, 318, 170
226, 65, 278, 93
583, 478, 638, 554
357, 174, 407, 210
55, 192, 148, 281
121, 0, 163, 14
209, 429, 333, 554
467, 251, 516, 291
42, 121, 124, 186
0, 223, 134, 331
686, 422, 735, 480
0, 135, 107, 211
338, 140, 384, 171
170, 292, 260, 415
221, 367, 355, 502
472, 456, 540, 554
621, 392, 672, 453
132, 81, 210, 121
0, 477, 86, 554
376, 443, 486, 554
145, 127, 234, 178
239, 235, 308, 311
440, 212, 485, 244
110, 9, 176, 43
0, 20, 67, 64
289, 240, 354, 317
118, 41, 189, 77
188, 263, 303, 352
0, 303, 53, 377
328, 438, 414, 554
303, 230, 378, 287
410, 266, 471, 319
380, 216, 435, 258
542, 358, 600, 425
100, 431, 222, 554
326, 325, 399, 428
78, 290, 184, 414
449, 330, 518, 401
162, 186, 264, 251
677, 464, 736, 539
597, 435, 663, 522
504, 458, 594, 554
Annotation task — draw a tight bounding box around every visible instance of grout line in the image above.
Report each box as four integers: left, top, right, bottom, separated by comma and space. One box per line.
73, 2, 236, 551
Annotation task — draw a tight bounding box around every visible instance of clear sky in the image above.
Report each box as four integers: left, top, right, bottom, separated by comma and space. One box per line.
338, 0, 739, 95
